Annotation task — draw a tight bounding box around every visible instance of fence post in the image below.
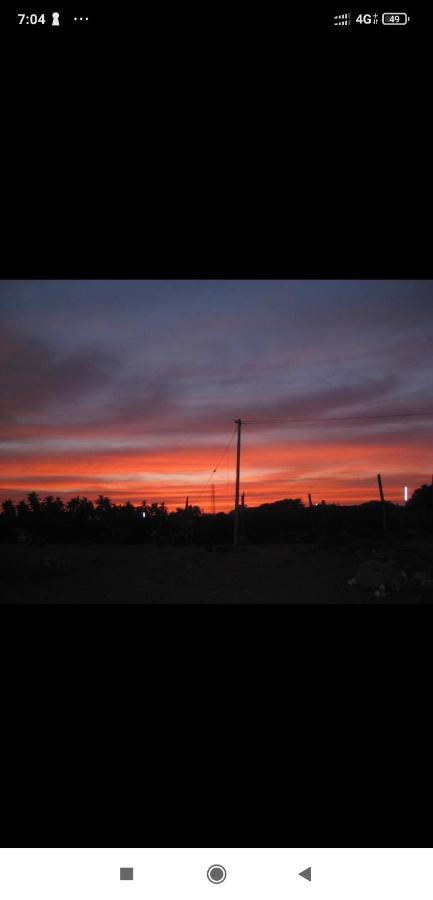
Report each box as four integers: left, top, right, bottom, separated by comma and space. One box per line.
377, 473, 387, 534
320, 499, 327, 539
233, 418, 242, 549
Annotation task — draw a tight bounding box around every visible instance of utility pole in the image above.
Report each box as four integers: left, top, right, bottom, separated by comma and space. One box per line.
211, 484, 215, 516
377, 473, 387, 534
233, 418, 242, 549
185, 496, 189, 510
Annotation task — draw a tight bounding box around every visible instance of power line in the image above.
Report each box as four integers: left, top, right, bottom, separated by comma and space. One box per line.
243, 411, 433, 425
203, 424, 237, 485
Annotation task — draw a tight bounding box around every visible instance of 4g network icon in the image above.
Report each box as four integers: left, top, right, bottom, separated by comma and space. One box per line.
355, 12, 379, 23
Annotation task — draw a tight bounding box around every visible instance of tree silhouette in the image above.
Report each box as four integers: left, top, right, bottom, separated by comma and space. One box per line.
120, 501, 138, 519
407, 483, 433, 510
17, 500, 29, 519
147, 501, 167, 517
27, 491, 41, 514
80, 497, 95, 518
95, 495, 112, 517
42, 495, 56, 515
67, 496, 94, 519
1, 480, 432, 549
39, 495, 65, 521
1, 499, 16, 519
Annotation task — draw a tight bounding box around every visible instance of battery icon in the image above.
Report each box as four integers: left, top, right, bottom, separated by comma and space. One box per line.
382, 12, 409, 23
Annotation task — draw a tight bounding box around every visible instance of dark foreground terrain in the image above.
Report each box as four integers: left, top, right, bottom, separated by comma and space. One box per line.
1, 537, 433, 603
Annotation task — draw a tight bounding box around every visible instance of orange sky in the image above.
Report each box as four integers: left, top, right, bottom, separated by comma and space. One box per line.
1, 436, 431, 511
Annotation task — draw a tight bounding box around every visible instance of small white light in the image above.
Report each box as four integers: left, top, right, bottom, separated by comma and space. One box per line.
404, 486, 408, 503
142, 511, 146, 518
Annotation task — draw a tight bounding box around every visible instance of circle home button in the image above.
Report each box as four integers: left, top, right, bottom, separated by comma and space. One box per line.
207, 866, 227, 884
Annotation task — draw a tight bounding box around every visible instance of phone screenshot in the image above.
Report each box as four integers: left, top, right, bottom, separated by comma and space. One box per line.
0, 6, 430, 897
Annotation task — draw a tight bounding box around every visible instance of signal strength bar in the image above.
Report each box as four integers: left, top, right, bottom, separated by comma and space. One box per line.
334, 12, 351, 25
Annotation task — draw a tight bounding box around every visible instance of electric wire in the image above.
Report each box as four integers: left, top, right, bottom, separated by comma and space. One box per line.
243, 411, 433, 425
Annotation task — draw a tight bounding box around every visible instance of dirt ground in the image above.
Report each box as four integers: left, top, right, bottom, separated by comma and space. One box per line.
1, 538, 433, 603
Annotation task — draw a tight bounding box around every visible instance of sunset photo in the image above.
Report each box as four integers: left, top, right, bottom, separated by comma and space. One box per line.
1, 279, 433, 603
